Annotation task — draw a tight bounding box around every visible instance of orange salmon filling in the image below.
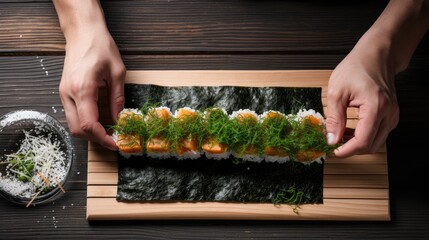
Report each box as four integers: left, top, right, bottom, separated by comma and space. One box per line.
147, 108, 171, 129
239, 145, 258, 155
264, 111, 284, 121
263, 146, 288, 157
303, 115, 321, 126
118, 111, 143, 126
116, 134, 142, 153
146, 137, 170, 153
176, 108, 197, 120
202, 138, 228, 154
236, 112, 258, 124
176, 137, 199, 155
295, 150, 325, 162
149, 108, 171, 120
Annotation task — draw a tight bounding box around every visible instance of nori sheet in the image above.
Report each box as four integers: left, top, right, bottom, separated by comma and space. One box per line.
117, 84, 324, 204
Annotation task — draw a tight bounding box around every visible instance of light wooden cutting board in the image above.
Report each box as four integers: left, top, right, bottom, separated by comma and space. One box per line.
87, 70, 389, 221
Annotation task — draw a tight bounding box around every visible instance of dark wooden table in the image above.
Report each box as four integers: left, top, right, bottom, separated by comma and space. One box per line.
1, 0, 429, 239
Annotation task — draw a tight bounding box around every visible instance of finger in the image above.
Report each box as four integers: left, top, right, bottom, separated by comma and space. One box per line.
325, 88, 347, 145
369, 108, 399, 153
368, 118, 391, 153
333, 106, 380, 158
60, 92, 85, 139
75, 78, 117, 150
60, 77, 105, 142
108, 64, 126, 121
89, 121, 118, 151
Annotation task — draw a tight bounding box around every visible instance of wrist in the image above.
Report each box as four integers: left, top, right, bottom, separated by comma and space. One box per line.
351, 29, 396, 74
54, 0, 108, 41
352, 0, 429, 74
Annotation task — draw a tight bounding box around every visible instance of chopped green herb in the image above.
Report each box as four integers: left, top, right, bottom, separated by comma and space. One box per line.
111, 106, 340, 160
273, 187, 306, 214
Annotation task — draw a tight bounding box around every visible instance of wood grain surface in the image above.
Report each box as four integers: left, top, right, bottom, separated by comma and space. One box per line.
86, 70, 390, 221
1, 0, 429, 239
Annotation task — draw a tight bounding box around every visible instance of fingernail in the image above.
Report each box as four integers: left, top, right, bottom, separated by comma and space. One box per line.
327, 132, 336, 145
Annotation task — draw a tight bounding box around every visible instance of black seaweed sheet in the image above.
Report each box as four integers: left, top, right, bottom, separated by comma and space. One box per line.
117, 84, 324, 204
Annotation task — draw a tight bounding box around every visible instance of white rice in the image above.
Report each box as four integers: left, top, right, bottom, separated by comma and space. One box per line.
147, 151, 171, 159
174, 150, 202, 160
292, 108, 325, 125
297, 155, 325, 165
264, 155, 290, 163
118, 108, 141, 117
143, 106, 172, 121
232, 152, 264, 163
260, 110, 286, 121
118, 152, 143, 159
174, 107, 196, 118
111, 131, 118, 142
229, 109, 259, 121
204, 151, 231, 160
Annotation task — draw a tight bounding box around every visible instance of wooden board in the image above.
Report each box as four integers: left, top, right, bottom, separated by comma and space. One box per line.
87, 70, 390, 221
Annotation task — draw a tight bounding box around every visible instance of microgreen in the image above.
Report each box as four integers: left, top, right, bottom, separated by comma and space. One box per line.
5, 151, 35, 182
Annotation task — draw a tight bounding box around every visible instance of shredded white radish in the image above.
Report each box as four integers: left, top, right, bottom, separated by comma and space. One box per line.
0, 131, 67, 199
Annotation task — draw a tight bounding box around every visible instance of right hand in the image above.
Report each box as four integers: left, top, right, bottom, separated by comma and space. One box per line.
325, 42, 399, 158
59, 24, 126, 150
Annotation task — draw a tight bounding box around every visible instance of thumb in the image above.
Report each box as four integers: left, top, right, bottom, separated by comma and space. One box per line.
325, 92, 347, 145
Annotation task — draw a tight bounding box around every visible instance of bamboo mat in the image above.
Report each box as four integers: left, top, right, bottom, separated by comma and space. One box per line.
87, 70, 389, 221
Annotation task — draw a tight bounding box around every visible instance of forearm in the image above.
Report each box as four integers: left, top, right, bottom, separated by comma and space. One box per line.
352, 0, 429, 74
52, 0, 108, 41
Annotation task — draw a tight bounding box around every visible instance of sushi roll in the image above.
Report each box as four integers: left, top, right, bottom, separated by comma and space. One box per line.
145, 107, 172, 159
230, 109, 263, 162
173, 107, 202, 160
202, 107, 231, 160
114, 108, 144, 158
116, 134, 143, 155
112, 105, 335, 163
291, 109, 327, 164
260, 110, 291, 163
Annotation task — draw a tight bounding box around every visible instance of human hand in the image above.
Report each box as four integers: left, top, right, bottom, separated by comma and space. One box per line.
59, 24, 125, 150
325, 42, 399, 158
325, 0, 429, 158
